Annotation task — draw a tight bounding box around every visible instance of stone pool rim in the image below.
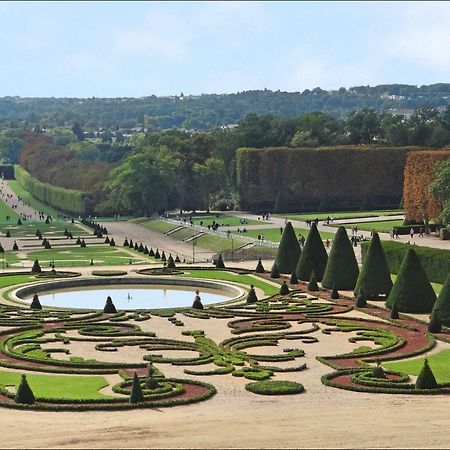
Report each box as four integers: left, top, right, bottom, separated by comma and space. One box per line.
12, 277, 246, 311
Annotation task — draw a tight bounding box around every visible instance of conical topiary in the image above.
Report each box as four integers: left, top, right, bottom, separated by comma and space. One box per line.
81, 239, 86, 248
0, 244, 4, 253
14, 375, 35, 405
307, 270, 319, 291
431, 271, 450, 326
134, 243, 139, 251
30, 293, 42, 310
129, 239, 134, 248
145, 363, 160, 390
129, 372, 144, 404
275, 222, 301, 274
167, 255, 176, 269
215, 254, 225, 269
390, 302, 399, 319
295, 223, 328, 281
355, 291, 367, 308
44, 240, 52, 249
330, 283, 340, 299
161, 251, 166, 261
428, 308, 442, 333
246, 285, 258, 304
154, 249, 161, 259
322, 226, 359, 290
192, 290, 204, 309
385, 248, 436, 313
143, 246, 149, 255
255, 258, 265, 273
31, 260, 42, 274
415, 359, 438, 390
290, 269, 298, 285
12, 241, 18, 251
5, 230, 10, 238
270, 261, 280, 278
354, 233, 393, 298
76, 237, 81, 245
104, 236, 110, 244
280, 281, 290, 295
35, 229, 41, 237
110, 238, 115, 246
149, 248, 155, 257
123, 238, 129, 247
103, 296, 117, 314
17, 218, 22, 226
175, 255, 181, 263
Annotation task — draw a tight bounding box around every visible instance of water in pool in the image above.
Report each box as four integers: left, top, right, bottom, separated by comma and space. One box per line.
24, 286, 231, 309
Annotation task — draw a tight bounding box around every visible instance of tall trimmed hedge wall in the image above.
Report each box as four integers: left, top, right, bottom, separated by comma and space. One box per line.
403, 150, 450, 222
361, 240, 450, 285
15, 166, 92, 215
236, 146, 424, 211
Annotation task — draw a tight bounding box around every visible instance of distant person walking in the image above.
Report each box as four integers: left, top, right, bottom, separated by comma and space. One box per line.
410, 228, 414, 239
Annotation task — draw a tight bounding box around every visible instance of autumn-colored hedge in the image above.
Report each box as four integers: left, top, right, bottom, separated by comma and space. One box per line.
15, 166, 91, 215
403, 150, 450, 222
236, 146, 423, 211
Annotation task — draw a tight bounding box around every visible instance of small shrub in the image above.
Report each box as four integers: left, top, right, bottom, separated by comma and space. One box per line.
167, 255, 176, 269
31, 260, 42, 274
270, 262, 280, 278
14, 375, 35, 404
307, 270, 319, 291
245, 380, 305, 395
215, 254, 225, 269
192, 290, 204, 309
12, 241, 18, 251
255, 258, 265, 273
246, 285, 258, 304
280, 281, 290, 295
415, 359, 438, 390
103, 296, 117, 314
129, 372, 144, 404
30, 293, 42, 310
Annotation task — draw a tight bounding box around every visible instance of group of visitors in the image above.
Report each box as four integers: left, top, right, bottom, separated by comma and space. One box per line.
305, 218, 320, 227
258, 213, 270, 221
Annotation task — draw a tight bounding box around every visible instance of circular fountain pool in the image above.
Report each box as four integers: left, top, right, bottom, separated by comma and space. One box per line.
14, 277, 244, 310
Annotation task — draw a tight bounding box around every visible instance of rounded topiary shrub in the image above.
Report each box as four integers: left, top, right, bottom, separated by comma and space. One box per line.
245, 380, 305, 395
385, 248, 436, 313
322, 226, 359, 290
295, 222, 328, 282
280, 281, 289, 295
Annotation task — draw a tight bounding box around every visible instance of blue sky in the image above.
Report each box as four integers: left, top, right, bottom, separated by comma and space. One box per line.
0, 1, 448, 97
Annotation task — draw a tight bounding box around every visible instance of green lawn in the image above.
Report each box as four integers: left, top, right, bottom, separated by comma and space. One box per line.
194, 234, 247, 252
0, 196, 20, 223
244, 227, 335, 243
0, 274, 35, 288
2, 221, 84, 238
191, 215, 261, 227
0, 370, 112, 400
275, 209, 404, 222
169, 228, 200, 241
335, 219, 404, 233
383, 350, 450, 384
27, 245, 151, 267
139, 219, 179, 234
8, 180, 65, 218
181, 269, 279, 296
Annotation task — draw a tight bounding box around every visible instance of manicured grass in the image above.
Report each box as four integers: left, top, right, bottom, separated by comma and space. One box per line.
0, 197, 20, 223
274, 209, 404, 222
244, 227, 335, 243
0, 252, 21, 267
191, 215, 261, 227
2, 221, 84, 238
8, 180, 64, 218
170, 228, 200, 241
0, 370, 112, 400
335, 219, 404, 233
139, 219, 179, 234
0, 274, 35, 288
194, 234, 247, 252
181, 269, 279, 296
27, 245, 151, 267
383, 350, 450, 384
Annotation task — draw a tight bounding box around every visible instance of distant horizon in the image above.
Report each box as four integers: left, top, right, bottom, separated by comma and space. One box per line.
1, 1, 449, 97
2, 81, 450, 100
